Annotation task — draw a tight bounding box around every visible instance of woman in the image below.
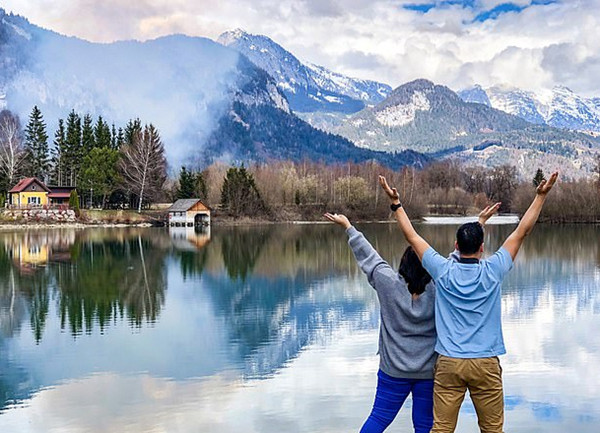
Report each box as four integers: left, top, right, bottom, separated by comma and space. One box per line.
325, 212, 436, 433
324, 202, 499, 433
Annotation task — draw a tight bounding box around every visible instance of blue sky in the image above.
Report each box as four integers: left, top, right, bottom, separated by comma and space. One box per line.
2, 0, 599, 96
404, 0, 560, 22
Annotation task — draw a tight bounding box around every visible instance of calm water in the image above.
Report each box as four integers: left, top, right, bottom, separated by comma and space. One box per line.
0, 223, 599, 433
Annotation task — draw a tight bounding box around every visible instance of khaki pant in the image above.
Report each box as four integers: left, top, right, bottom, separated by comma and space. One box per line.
432, 355, 504, 433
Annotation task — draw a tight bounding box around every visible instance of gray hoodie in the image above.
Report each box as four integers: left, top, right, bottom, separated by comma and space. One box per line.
347, 226, 437, 379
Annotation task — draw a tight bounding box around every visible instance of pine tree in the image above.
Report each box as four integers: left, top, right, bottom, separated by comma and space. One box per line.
116, 127, 125, 149
221, 165, 265, 217
50, 118, 67, 186
64, 110, 82, 186
196, 171, 208, 201
124, 118, 142, 146
110, 124, 117, 149
533, 168, 545, 187
23, 106, 50, 180
81, 114, 95, 154
94, 116, 112, 148
80, 147, 121, 208
176, 167, 196, 199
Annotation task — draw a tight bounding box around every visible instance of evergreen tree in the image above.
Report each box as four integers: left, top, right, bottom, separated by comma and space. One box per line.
23, 106, 50, 180
80, 147, 121, 208
124, 118, 142, 146
50, 118, 67, 186
176, 167, 196, 199
93, 116, 112, 149
116, 127, 125, 149
81, 114, 95, 154
221, 165, 265, 217
64, 110, 82, 186
69, 189, 80, 216
533, 168, 545, 187
196, 171, 208, 201
111, 124, 117, 149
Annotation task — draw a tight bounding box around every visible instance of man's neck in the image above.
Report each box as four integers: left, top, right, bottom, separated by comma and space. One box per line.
458, 253, 482, 263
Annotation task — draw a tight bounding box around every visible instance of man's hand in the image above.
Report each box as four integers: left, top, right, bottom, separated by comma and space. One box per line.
378, 176, 400, 203
536, 171, 559, 196
478, 202, 502, 226
324, 212, 352, 230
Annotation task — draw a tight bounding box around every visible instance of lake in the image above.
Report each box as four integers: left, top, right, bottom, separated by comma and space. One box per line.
0, 222, 599, 432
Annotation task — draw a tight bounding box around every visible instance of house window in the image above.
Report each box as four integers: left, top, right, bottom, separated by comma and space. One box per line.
28, 197, 41, 205
32, 185, 36, 190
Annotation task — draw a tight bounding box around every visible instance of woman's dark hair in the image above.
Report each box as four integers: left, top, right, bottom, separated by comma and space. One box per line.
398, 246, 432, 296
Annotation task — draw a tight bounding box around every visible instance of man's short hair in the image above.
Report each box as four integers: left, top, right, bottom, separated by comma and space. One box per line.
456, 222, 484, 255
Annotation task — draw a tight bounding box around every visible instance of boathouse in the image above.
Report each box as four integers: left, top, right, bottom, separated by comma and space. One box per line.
168, 199, 211, 227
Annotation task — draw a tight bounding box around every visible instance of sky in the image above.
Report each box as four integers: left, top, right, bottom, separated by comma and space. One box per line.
2, 0, 600, 96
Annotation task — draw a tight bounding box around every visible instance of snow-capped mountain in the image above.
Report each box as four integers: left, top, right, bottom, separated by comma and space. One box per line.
332, 79, 600, 178
457, 84, 491, 107
459, 85, 600, 132
217, 29, 391, 113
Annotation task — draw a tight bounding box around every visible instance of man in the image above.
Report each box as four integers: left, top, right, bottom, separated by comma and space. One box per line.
378, 172, 558, 433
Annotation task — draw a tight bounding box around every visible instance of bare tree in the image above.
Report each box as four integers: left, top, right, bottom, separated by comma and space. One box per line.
0, 110, 25, 190
120, 124, 167, 212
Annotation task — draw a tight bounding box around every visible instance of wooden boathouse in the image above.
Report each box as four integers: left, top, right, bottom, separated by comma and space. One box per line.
168, 199, 211, 227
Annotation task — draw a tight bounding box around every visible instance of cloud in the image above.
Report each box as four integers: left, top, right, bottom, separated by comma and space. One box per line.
2, 0, 600, 96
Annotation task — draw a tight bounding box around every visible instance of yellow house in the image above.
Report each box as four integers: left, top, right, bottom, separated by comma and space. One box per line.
8, 177, 50, 207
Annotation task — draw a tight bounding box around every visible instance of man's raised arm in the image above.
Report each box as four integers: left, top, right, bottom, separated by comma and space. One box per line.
378, 175, 430, 260
502, 171, 559, 260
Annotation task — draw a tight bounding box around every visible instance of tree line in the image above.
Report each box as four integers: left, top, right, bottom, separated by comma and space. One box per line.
207, 159, 600, 223
1, 106, 599, 222
0, 107, 166, 210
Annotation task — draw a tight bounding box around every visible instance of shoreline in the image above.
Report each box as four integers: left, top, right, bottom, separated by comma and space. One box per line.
0, 216, 598, 230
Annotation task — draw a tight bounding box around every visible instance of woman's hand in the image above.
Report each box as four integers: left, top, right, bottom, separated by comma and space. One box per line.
378, 175, 400, 203
324, 212, 352, 229
478, 202, 501, 226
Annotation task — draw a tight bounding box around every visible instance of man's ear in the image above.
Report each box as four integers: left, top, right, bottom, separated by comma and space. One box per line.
454, 240, 459, 251
480, 243, 485, 253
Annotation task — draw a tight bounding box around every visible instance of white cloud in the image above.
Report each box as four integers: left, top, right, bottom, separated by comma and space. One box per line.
2, 0, 600, 95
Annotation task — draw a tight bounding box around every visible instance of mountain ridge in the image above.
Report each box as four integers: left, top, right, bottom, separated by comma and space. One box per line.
217, 29, 392, 114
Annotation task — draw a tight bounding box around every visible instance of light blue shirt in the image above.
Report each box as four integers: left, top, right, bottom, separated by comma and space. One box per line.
422, 246, 513, 358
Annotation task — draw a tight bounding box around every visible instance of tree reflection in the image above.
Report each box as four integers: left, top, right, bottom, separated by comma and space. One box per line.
220, 226, 273, 280
0, 229, 169, 341
54, 234, 167, 334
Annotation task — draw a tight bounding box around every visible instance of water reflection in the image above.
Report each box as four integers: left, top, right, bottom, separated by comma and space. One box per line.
0, 223, 599, 432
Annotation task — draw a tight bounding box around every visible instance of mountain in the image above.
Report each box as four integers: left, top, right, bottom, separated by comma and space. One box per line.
336, 79, 529, 153
217, 29, 391, 113
0, 9, 424, 170
459, 84, 600, 132
333, 79, 600, 178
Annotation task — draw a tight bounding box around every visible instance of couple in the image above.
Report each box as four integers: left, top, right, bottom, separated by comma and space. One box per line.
324, 171, 559, 433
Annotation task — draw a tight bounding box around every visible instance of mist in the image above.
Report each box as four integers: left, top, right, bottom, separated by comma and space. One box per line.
1, 11, 247, 169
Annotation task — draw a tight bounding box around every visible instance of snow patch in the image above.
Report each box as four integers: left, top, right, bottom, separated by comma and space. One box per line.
375, 91, 430, 127
323, 95, 342, 104
3, 19, 32, 40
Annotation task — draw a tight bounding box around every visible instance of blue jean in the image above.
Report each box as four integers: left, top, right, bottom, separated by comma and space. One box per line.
360, 370, 434, 433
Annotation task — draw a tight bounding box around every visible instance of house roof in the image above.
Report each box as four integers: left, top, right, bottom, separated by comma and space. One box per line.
168, 199, 209, 212
9, 177, 51, 193
48, 192, 71, 199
